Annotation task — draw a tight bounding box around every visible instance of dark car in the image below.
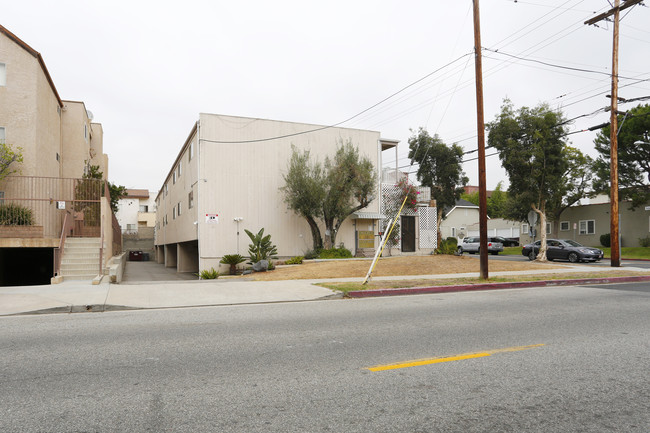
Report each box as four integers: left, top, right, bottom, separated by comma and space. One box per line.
491, 236, 519, 247
521, 239, 604, 263
457, 236, 504, 255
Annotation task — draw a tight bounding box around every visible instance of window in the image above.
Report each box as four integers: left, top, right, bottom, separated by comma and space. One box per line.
579, 220, 595, 235
560, 221, 570, 231
178, 161, 182, 178
451, 227, 456, 237
546, 222, 552, 234
0, 126, 5, 144
84, 123, 88, 141
127, 224, 136, 231
172, 171, 176, 184
165, 183, 168, 197
0, 63, 5, 86
173, 207, 176, 219
188, 190, 194, 209
522, 223, 529, 234
177, 202, 181, 216
189, 140, 194, 161
139, 205, 149, 212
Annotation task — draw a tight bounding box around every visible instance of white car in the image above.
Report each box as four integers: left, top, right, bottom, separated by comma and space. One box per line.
457, 236, 504, 255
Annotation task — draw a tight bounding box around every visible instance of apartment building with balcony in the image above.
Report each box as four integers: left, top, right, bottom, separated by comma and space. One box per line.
155, 114, 437, 274
0, 24, 116, 285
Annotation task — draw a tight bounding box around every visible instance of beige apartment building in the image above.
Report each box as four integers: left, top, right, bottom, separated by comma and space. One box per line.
0, 24, 114, 285
155, 114, 436, 274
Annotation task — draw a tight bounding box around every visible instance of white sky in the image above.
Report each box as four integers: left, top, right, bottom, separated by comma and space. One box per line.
4, 1, 649, 192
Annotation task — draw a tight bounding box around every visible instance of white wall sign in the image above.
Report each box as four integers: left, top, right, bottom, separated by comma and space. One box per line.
57, 201, 66, 210
645, 206, 650, 211
206, 213, 219, 224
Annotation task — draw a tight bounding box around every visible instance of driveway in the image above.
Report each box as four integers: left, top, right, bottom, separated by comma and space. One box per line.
122, 261, 198, 283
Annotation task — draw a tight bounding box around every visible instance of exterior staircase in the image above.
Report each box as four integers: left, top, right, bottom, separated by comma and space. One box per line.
59, 237, 102, 281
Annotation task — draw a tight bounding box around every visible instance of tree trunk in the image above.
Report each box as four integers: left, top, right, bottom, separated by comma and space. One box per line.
532, 202, 548, 261
306, 216, 323, 250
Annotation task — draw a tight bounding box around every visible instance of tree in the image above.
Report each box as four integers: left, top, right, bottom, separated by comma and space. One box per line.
321, 142, 376, 249
460, 181, 509, 219
0, 142, 23, 183
592, 104, 650, 209
281, 141, 376, 250
487, 100, 572, 261
407, 128, 468, 241
280, 146, 325, 250
79, 163, 127, 213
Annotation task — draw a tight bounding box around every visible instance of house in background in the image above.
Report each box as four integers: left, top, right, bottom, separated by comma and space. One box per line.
116, 189, 157, 233
439, 199, 480, 240
519, 199, 650, 247
154, 113, 435, 274
0, 24, 117, 285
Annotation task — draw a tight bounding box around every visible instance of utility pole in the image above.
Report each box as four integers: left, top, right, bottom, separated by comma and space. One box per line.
472, 0, 489, 279
585, 0, 643, 267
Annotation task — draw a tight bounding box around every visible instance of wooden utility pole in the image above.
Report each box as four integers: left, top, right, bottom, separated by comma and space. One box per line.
472, 0, 488, 279
585, 0, 642, 267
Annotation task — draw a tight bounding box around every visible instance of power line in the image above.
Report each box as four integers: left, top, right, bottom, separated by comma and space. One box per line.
199, 52, 472, 144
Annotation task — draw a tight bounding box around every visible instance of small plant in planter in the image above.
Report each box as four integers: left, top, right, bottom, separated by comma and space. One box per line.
219, 254, 246, 275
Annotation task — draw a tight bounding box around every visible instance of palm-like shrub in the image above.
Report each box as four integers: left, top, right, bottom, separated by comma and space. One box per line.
220, 254, 246, 275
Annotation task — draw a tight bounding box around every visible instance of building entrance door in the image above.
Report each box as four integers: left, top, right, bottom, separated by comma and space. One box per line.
401, 216, 416, 252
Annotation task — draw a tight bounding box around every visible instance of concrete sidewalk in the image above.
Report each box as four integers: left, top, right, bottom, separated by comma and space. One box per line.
1, 263, 649, 316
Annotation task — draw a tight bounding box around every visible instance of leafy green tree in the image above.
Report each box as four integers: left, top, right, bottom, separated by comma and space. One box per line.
0, 142, 23, 183
487, 100, 579, 261
245, 228, 278, 264
79, 163, 127, 213
592, 104, 650, 209
281, 141, 376, 250
461, 181, 509, 219
322, 142, 376, 249
407, 128, 468, 240
280, 146, 325, 250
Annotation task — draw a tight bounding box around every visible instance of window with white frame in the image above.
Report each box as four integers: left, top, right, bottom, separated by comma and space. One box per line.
188, 190, 194, 209
178, 161, 182, 178
0, 126, 5, 144
546, 222, 552, 234
579, 220, 595, 235
0, 63, 6, 86
172, 207, 176, 219
451, 227, 456, 237
522, 223, 529, 234
189, 140, 194, 161
177, 202, 181, 216
139, 205, 149, 212
172, 170, 176, 184
560, 221, 570, 231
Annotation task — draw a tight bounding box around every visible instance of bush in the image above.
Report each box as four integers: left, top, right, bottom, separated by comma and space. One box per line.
318, 247, 353, 259
220, 254, 246, 275
445, 237, 458, 246
245, 228, 278, 264
286, 256, 304, 265
639, 235, 650, 248
600, 233, 611, 248
304, 249, 320, 260
0, 203, 34, 225
436, 238, 457, 255
198, 268, 219, 279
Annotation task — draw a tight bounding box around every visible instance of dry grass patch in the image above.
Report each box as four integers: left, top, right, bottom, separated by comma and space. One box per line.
251, 255, 559, 281
320, 270, 650, 294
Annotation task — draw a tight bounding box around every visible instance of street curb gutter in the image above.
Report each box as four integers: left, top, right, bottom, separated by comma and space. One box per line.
347, 275, 650, 298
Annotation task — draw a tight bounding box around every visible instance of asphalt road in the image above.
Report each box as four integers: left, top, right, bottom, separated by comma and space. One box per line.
465, 251, 650, 269
1, 283, 648, 432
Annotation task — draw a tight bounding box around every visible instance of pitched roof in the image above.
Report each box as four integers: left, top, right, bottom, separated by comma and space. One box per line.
0, 24, 63, 107
444, 198, 480, 217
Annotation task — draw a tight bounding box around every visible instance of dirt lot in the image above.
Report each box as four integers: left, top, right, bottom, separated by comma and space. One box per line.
251, 255, 561, 281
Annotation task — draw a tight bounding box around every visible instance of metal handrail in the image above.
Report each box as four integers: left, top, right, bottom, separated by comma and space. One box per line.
53, 210, 74, 277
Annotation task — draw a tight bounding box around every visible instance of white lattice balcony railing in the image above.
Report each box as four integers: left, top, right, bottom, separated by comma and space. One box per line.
416, 186, 431, 202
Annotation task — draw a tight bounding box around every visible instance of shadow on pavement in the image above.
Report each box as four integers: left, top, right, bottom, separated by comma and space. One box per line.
122, 261, 199, 283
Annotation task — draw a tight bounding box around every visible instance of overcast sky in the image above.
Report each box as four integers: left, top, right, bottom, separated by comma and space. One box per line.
4, 1, 649, 192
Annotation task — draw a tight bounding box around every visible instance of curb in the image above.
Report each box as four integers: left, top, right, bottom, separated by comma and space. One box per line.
347, 275, 650, 298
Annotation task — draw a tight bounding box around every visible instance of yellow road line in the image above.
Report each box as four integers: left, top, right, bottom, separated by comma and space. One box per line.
366, 343, 545, 372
